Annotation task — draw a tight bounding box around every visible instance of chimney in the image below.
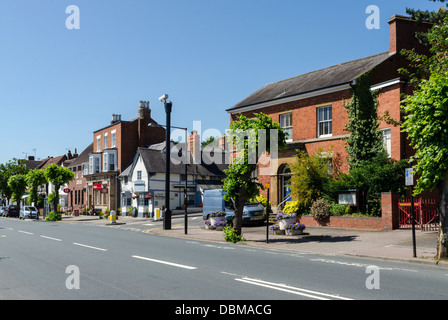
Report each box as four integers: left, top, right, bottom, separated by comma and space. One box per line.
188, 130, 201, 164
111, 114, 122, 125
388, 15, 432, 55
218, 136, 226, 150
73, 148, 78, 159
138, 100, 151, 120
67, 150, 73, 160
28, 156, 35, 161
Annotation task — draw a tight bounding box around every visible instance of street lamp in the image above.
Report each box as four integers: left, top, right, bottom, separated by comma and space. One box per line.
158, 94, 173, 230
149, 122, 189, 234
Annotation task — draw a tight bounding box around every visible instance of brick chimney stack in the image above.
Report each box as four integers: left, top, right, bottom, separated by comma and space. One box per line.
188, 130, 201, 164
388, 15, 432, 55
138, 101, 151, 120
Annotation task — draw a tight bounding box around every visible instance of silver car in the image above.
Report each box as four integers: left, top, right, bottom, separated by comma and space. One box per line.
19, 206, 38, 219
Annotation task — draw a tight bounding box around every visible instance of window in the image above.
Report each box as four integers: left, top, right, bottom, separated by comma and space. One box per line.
104, 133, 108, 150
137, 171, 142, 180
111, 130, 116, 148
280, 113, 293, 142
317, 106, 332, 137
96, 136, 101, 152
383, 129, 391, 158
102, 150, 117, 172
89, 154, 102, 174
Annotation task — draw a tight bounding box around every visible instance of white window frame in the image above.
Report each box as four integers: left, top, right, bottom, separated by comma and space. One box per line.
111, 130, 117, 148
104, 133, 108, 150
96, 135, 101, 152
103, 150, 118, 172
382, 129, 392, 158
89, 154, 102, 174
279, 112, 293, 142
317, 105, 333, 138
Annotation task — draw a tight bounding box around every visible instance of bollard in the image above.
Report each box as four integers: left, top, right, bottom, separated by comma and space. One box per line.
110, 210, 117, 224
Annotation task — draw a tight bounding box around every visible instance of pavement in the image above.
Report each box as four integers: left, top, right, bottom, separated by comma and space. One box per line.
58, 211, 448, 268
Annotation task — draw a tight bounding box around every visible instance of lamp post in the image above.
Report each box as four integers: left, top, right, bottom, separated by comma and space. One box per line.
149, 110, 189, 233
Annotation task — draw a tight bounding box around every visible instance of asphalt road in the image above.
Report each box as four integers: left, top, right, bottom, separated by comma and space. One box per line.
1, 217, 448, 301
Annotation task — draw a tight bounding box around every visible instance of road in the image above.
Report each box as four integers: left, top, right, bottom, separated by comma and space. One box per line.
1, 216, 448, 301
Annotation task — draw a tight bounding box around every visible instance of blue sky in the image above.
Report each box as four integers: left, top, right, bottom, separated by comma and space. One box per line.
0, 0, 443, 164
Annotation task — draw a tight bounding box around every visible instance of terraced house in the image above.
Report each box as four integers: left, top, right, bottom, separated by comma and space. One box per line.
226, 15, 432, 212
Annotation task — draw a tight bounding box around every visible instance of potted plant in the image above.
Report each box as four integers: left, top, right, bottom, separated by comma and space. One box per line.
276, 212, 297, 230
285, 222, 306, 236
210, 211, 226, 226
213, 219, 228, 231
204, 219, 213, 230
270, 223, 285, 235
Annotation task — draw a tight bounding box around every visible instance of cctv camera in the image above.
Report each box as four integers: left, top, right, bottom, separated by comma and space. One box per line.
159, 94, 169, 103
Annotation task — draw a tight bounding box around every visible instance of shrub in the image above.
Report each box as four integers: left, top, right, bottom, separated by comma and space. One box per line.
330, 204, 346, 216
282, 200, 305, 217
310, 198, 332, 220
223, 226, 245, 243
45, 211, 62, 221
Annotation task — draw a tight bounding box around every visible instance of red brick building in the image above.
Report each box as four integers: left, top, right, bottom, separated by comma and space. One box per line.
84, 101, 165, 213
226, 15, 432, 211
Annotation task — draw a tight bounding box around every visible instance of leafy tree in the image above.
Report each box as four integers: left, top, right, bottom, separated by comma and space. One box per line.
44, 164, 74, 212
288, 148, 332, 212
344, 72, 385, 170
400, 14, 448, 258
7, 174, 28, 207
0, 159, 29, 204
26, 169, 47, 208
223, 113, 287, 236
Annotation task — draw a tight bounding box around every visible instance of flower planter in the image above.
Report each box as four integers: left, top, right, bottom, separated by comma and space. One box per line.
279, 218, 296, 230
210, 216, 225, 226
273, 229, 285, 235
286, 229, 304, 236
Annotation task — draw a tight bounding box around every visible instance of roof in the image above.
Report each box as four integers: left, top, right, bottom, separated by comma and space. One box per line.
68, 143, 94, 168
122, 147, 228, 178
227, 52, 393, 112
37, 155, 67, 169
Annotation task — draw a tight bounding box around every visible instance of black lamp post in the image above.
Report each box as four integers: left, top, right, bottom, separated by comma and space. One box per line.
149, 120, 189, 234
159, 94, 173, 230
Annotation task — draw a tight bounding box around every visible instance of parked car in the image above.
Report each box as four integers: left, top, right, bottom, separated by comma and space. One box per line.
202, 189, 265, 224
19, 206, 38, 219
4, 205, 20, 218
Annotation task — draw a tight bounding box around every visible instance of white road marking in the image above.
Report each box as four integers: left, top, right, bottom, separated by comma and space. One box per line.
18, 230, 33, 235
73, 243, 107, 252
236, 277, 353, 301
132, 255, 197, 270
40, 235, 62, 242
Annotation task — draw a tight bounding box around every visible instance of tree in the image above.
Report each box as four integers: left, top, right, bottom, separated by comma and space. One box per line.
44, 164, 74, 212
401, 16, 448, 259
26, 169, 47, 208
223, 113, 287, 236
7, 174, 28, 207
288, 148, 332, 211
0, 159, 29, 204
344, 72, 386, 170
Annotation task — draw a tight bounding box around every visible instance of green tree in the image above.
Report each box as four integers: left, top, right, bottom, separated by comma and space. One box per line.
223, 113, 287, 236
344, 72, 386, 170
7, 174, 28, 207
0, 159, 29, 204
26, 169, 47, 208
401, 16, 448, 258
288, 148, 332, 211
44, 164, 74, 212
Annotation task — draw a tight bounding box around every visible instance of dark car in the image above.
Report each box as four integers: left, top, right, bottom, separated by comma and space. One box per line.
5, 205, 20, 218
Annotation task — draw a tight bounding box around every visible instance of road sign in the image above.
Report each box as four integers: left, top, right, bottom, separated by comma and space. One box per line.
405, 168, 414, 186
63, 188, 71, 194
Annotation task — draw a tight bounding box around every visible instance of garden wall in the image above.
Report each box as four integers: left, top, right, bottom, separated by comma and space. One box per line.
294, 192, 398, 231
